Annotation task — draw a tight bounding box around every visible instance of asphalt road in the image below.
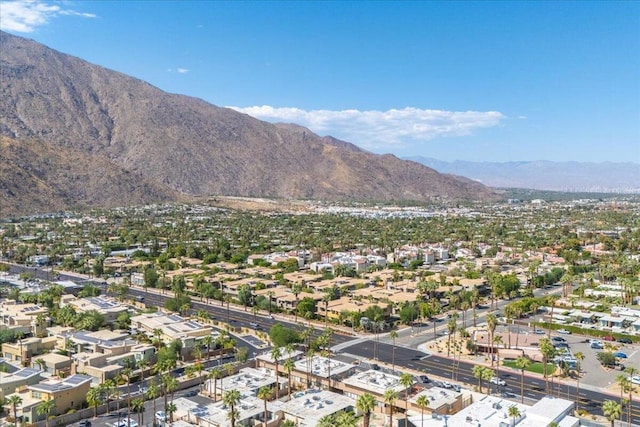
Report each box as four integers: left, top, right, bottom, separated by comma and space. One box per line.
340, 339, 640, 424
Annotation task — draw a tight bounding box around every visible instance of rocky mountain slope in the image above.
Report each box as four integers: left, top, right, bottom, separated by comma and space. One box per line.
0, 31, 498, 217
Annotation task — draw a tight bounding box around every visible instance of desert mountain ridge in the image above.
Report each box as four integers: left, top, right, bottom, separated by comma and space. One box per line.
0, 31, 499, 218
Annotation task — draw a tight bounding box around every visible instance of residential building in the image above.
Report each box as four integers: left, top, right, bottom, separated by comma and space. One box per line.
0, 367, 42, 399
7, 374, 92, 423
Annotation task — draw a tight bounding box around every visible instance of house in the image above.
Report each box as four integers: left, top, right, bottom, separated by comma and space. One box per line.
6, 374, 92, 424
0, 299, 49, 337
0, 367, 42, 399
60, 295, 129, 323
277, 389, 356, 427
1, 336, 57, 366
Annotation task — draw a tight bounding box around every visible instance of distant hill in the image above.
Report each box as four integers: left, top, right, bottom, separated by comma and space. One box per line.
0, 31, 498, 218
405, 157, 640, 193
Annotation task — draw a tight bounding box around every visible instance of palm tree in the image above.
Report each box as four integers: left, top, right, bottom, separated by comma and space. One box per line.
493, 335, 503, 389
122, 367, 133, 420
473, 365, 485, 393
539, 338, 556, 393
7, 394, 22, 427
515, 356, 530, 403
202, 334, 215, 365
87, 387, 103, 418
271, 346, 282, 391
399, 372, 414, 421
146, 380, 160, 423
416, 394, 429, 427
574, 351, 584, 411
446, 313, 457, 357
131, 397, 144, 426
284, 357, 295, 400
389, 330, 398, 373
603, 400, 622, 427
102, 379, 116, 415
282, 420, 296, 427
258, 386, 271, 425
136, 359, 148, 388
481, 367, 494, 395
486, 314, 497, 366
508, 405, 520, 425
292, 284, 302, 321
356, 393, 376, 427
624, 366, 638, 426
166, 402, 177, 424
223, 389, 242, 427
383, 389, 398, 427
36, 398, 55, 427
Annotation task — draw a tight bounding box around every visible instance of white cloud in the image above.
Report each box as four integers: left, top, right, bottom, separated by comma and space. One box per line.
177, 68, 189, 74
228, 105, 505, 149
0, 0, 95, 33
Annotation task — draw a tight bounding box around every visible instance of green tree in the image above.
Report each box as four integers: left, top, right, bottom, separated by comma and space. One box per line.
602, 400, 622, 427
36, 398, 55, 427
389, 330, 398, 373
515, 356, 531, 403
284, 357, 295, 401
416, 394, 429, 427
223, 389, 242, 427
356, 393, 376, 427
539, 338, 556, 393
257, 386, 271, 425
87, 387, 102, 418
399, 372, 414, 422
508, 405, 520, 425
7, 394, 22, 427
383, 389, 398, 427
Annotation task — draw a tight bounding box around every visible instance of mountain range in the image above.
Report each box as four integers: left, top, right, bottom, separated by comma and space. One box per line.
0, 31, 498, 218
406, 157, 640, 193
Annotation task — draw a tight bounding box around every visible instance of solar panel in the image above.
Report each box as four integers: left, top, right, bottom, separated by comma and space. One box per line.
168, 315, 183, 322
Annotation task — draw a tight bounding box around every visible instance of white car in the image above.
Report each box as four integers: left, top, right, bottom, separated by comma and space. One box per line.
490, 377, 506, 386
155, 411, 167, 421
629, 376, 640, 385
113, 419, 138, 427
557, 329, 572, 334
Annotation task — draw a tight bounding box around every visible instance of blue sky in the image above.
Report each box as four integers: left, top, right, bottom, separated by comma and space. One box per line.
1, 1, 639, 163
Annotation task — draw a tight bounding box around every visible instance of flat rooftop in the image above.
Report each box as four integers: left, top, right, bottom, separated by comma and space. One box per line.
409, 386, 461, 411
274, 389, 355, 427
341, 369, 409, 395
215, 367, 284, 396
293, 355, 354, 378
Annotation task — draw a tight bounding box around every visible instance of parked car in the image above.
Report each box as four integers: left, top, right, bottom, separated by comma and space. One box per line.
533, 329, 545, 335
441, 381, 453, 389
490, 377, 506, 386
614, 352, 627, 358
557, 329, 571, 335
629, 376, 640, 385
113, 420, 138, 427
590, 341, 604, 349
552, 336, 566, 342
78, 421, 92, 427
419, 375, 431, 383
617, 337, 633, 344
603, 335, 615, 341
155, 411, 167, 422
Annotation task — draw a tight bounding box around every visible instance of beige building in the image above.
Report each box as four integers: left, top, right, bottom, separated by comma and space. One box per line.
0, 367, 42, 399
60, 295, 129, 323
2, 336, 57, 366
0, 299, 49, 337
7, 374, 92, 423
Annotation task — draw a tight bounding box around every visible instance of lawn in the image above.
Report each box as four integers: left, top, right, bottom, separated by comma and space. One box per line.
503, 360, 554, 375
